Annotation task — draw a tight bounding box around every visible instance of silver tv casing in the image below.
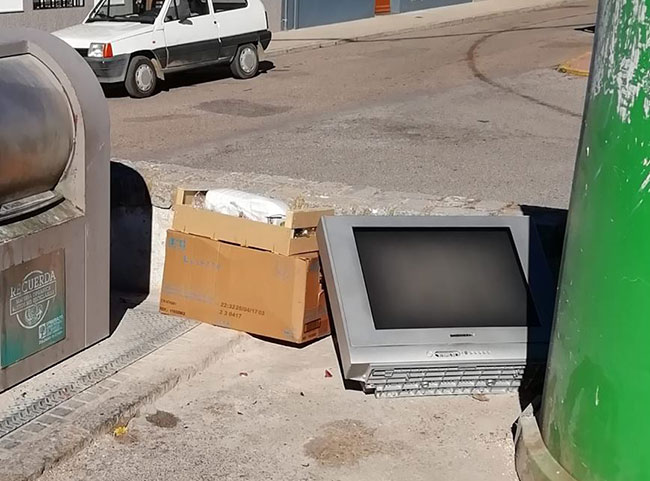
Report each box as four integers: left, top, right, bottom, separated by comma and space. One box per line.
317, 216, 555, 397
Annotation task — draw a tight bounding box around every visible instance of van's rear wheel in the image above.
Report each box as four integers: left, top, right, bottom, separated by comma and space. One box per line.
125, 56, 157, 98
230, 43, 259, 79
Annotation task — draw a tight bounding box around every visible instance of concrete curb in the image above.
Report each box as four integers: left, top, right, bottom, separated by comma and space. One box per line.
266, 0, 574, 57
110, 158, 523, 297
0, 322, 244, 481
557, 51, 591, 77
556, 64, 589, 76
111, 159, 567, 310
514, 404, 577, 481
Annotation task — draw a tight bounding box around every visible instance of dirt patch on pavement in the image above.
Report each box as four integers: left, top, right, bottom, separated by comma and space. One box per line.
125, 113, 198, 122
196, 99, 291, 117
304, 419, 400, 467
145, 410, 179, 429
205, 401, 236, 417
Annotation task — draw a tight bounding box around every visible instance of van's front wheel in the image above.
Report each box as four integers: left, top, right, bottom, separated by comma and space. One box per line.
230, 43, 259, 79
125, 56, 157, 98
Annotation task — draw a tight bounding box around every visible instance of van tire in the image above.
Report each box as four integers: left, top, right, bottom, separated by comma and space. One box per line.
125, 56, 157, 98
230, 43, 259, 79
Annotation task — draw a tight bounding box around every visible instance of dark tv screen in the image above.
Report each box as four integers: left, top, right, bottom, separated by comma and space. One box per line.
353, 227, 538, 330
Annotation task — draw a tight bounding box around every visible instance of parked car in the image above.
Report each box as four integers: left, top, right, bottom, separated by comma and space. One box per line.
53, 0, 271, 98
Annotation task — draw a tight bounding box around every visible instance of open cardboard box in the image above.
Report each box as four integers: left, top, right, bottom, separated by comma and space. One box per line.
160, 231, 330, 344
172, 188, 334, 256
160, 189, 333, 344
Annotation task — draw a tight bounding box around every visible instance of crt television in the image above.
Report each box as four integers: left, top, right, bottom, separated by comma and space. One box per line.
317, 216, 555, 397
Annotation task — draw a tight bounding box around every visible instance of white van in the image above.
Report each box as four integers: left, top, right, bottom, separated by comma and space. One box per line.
53, 0, 271, 98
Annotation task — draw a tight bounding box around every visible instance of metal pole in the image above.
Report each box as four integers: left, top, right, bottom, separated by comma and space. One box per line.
282, 0, 288, 30
516, 0, 650, 479
293, 0, 298, 30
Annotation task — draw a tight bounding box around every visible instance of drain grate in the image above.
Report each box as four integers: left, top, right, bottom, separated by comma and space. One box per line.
0, 310, 196, 438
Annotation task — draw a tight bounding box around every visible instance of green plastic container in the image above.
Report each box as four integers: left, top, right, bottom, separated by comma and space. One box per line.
538, 0, 650, 479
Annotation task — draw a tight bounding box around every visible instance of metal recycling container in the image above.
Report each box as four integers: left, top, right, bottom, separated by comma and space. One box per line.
0, 28, 110, 392
0, 55, 74, 207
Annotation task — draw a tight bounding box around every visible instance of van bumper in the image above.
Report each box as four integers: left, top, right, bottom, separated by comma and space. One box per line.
84, 54, 130, 83
260, 30, 271, 50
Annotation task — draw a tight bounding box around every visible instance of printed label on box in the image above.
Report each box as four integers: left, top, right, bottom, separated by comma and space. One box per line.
1, 250, 66, 368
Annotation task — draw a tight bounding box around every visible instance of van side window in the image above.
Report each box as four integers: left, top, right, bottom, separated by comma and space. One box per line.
165, 0, 179, 20
188, 0, 209, 16
212, 0, 246, 12
166, 0, 209, 19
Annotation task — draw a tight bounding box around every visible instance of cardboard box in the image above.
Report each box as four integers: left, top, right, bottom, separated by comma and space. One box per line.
160, 230, 330, 344
172, 188, 334, 256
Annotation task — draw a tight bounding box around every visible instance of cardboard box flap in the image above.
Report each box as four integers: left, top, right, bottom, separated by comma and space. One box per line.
286, 208, 335, 229
172, 188, 333, 255
173, 204, 292, 251
175, 188, 201, 206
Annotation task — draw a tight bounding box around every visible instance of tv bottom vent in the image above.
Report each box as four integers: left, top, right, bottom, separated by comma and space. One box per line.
365, 364, 530, 397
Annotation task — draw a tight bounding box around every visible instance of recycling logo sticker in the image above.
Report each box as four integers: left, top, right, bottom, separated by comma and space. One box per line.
10, 270, 57, 329
1, 250, 66, 368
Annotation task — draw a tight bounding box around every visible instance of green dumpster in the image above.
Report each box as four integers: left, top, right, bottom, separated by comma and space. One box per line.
515, 0, 650, 480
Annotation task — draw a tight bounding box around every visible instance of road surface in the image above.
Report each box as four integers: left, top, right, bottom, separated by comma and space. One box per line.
109, 2, 595, 207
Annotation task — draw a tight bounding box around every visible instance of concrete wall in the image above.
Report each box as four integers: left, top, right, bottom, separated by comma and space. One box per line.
260, 0, 283, 31
285, 0, 374, 29
0, 2, 92, 31
1, 0, 279, 31
390, 0, 470, 13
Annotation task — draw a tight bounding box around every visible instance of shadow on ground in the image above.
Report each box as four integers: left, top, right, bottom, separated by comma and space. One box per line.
109, 161, 152, 334
518, 205, 567, 417
102, 61, 275, 99
521, 204, 567, 290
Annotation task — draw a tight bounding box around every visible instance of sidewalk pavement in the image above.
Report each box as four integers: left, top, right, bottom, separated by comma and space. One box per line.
0, 161, 569, 481
0, 298, 243, 481
0, 155, 569, 480
266, 0, 573, 56
0, 161, 524, 481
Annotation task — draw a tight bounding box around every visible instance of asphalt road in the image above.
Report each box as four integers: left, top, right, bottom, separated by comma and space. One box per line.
109, 2, 596, 208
